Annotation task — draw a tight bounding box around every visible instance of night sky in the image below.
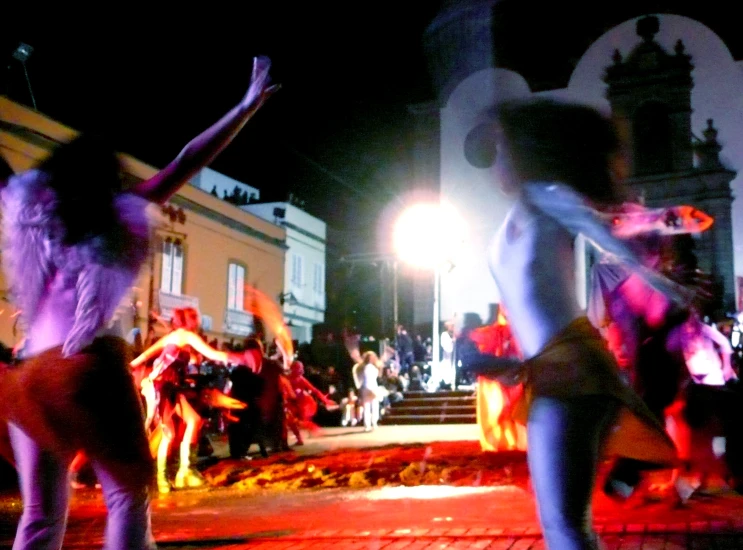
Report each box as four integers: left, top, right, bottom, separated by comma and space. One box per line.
3, 2, 741, 333
1, 4, 440, 252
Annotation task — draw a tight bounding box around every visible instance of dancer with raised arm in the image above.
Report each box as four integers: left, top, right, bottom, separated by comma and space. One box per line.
0, 56, 277, 549
477, 99, 687, 549
132, 307, 249, 493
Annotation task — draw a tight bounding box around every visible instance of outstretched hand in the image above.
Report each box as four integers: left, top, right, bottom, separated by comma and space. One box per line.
241, 56, 281, 114
343, 332, 362, 364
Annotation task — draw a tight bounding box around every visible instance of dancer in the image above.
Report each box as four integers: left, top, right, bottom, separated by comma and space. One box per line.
131, 308, 242, 493
0, 56, 277, 549
228, 339, 286, 458
668, 312, 742, 493
587, 209, 716, 502
284, 360, 337, 444
479, 99, 684, 549
469, 311, 526, 452
132, 307, 249, 493
352, 351, 383, 432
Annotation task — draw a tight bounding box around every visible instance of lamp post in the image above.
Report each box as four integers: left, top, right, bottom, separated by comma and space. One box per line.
431, 263, 441, 386
393, 201, 466, 391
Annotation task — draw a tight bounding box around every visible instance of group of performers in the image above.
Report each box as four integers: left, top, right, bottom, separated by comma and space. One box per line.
130, 306, 338, 493
1, 43, 742, 550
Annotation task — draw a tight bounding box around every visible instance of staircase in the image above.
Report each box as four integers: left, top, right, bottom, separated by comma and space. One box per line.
381, 389, 476, 425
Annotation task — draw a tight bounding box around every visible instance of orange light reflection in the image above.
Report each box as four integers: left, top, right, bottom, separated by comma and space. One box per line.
243, 285, 294, 359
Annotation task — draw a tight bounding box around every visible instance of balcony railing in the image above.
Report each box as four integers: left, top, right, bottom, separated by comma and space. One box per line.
158, 291, 199, 320
224, 309, 254, 336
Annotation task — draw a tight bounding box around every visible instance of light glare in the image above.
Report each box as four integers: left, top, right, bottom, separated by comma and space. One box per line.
393, 202, 467, 269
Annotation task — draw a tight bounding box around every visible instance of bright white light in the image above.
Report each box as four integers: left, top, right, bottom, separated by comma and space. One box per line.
393, 202, 467, 269
361, 485, 517, 501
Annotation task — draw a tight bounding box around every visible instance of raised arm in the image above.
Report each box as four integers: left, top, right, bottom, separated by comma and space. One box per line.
524, 182, 691, 304
131, 328, 230, 367
352, 363, 363, 390
298, 376, 333, 405
130, 331, 175, 368
131, 56, 278, 205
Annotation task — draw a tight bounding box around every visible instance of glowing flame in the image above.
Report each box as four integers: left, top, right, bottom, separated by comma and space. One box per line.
243, 284, 293, 359
469, 312, 526, 453
476, 378, 527, 452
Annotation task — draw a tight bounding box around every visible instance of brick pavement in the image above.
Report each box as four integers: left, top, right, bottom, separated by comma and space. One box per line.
3, 522, 743, 549
175, 523, 743, 549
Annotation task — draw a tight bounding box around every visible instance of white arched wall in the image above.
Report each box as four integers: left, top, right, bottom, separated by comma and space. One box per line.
436, 13, 743, 325
439, 68, 531, 324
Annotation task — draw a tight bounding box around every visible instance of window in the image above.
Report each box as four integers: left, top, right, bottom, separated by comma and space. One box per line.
160, 238, 184, 295
633, 102, 673, 175
291, 254, 304, 287
313, 263, 324, 295
227, 263, 246, 311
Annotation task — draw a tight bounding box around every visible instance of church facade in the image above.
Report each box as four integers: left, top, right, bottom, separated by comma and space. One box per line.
411, 6, 743, 332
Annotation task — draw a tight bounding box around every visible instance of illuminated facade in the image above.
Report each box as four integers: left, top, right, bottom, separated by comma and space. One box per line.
411, 8, 743, 332
242, 202, 327, 344
0, 97, 286, 348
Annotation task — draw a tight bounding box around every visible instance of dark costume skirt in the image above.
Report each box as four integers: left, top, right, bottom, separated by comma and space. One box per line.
515, 317, 678, 466
0, 336, 155, 491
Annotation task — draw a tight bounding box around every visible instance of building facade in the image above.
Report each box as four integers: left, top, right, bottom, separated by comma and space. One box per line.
410, 7, 743, 331
242, 202, 327, 344
0, 97, 286, 348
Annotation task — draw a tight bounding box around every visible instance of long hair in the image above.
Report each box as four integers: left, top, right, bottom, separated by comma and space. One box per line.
38, 134, 123, 248
493, 99, 626, 207
171, 307, 200, 332
0, 154, 13, 183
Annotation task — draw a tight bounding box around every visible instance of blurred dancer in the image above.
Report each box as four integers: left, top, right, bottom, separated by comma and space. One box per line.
284, 360, 337, 444
0, 56, 277, 549
132, 307, 249, 494
480, 99, 684, 549
352, 352, 383, 432
588, 207, 714, 502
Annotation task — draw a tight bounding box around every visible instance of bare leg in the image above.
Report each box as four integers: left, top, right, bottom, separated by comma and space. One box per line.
9, 423, 73, 550
92, 455, 155, 550
174, 394, 205, 488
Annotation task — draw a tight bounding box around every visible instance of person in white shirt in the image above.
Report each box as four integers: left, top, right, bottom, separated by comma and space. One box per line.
352, 351, 382, 432
439, 320, 456, 389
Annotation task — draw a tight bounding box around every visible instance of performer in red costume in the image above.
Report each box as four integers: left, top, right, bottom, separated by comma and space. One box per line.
283, 360, 337, 444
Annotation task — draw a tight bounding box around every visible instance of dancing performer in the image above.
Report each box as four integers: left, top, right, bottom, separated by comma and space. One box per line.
668, 312, 743, 493
132, 307, 248, 493
228, 339, 286, 458
479, 99, 684, 549
0, 56, 277, 549
587, 207, 716, 502
352, 351, 384, 432
131, 307, 251, 493
283, 360, 337, 444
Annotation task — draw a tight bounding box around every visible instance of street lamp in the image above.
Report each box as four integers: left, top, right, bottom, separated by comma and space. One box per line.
393, 201, 467, 390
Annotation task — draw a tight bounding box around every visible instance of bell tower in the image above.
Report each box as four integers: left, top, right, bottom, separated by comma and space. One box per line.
604, 15, 736, 312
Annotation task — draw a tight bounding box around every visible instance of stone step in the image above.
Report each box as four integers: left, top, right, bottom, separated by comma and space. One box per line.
380, 414, 477, 425
403, 390, 474, 399
385, 405, 476, 416
394, 396, 475, 408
